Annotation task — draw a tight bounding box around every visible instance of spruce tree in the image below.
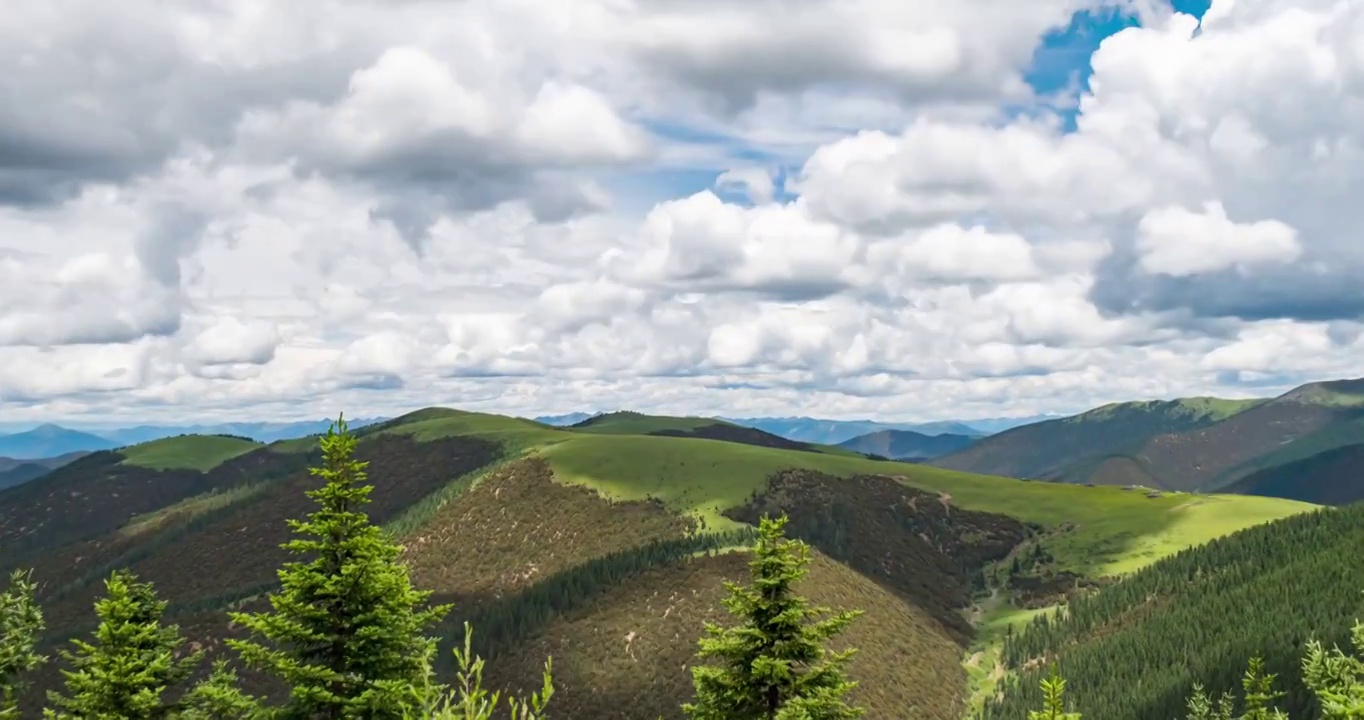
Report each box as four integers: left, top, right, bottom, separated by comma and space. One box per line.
227, 414, 450, 719
1028, 666, 1081, 720
682, 514, 864, 720
178, 660, 262, 720
44, 570, 202, 719
0, 569, 45, 719
1303, 619, 1364, 718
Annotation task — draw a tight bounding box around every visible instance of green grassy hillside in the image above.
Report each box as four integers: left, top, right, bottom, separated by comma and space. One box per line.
3, 406, 1319, 719
369, 408, 1312, 576
567, 410, 722, 434
118, 434, 262, 471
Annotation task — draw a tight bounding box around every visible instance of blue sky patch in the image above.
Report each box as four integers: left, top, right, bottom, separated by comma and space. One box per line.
612, 0, 1215, 212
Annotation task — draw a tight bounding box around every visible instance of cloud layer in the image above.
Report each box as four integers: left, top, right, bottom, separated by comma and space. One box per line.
2, 0, 1363, 424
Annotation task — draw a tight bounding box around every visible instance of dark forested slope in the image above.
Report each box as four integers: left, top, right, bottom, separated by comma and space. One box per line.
984, 504, 1364, 720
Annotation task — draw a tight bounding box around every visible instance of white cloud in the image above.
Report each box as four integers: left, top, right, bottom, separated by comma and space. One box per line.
3, 0, 1364, 426
1135, 201, 1301, 276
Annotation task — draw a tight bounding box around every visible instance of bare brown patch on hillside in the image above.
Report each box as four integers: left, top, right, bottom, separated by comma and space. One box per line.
38, 435, 500, 633
6, 448, 320, 605
724, 470, 1030, 644
485, 550, 968, 720
403, 457, 695, 602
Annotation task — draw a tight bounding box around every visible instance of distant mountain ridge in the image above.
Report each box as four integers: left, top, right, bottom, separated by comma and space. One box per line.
0, 451, 90, 491
0, 418, 388, 460
931, 378, 1364, 501
539, 413, 1058, 442
0, 425, 117, 460
836, 430, 978, 460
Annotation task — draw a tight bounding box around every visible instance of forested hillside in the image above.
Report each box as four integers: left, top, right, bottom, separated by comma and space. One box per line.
0, 407, 1334, 719
984, 503, 1364, 719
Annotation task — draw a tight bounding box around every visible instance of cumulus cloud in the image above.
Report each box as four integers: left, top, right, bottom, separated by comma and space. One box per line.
4, 0, 1364, 426
1135, 201, 1301, 276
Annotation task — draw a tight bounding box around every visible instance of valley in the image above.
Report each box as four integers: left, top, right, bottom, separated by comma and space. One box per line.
3, 393, 1342, 718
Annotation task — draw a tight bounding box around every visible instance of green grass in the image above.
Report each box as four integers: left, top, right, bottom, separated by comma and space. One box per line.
119, 435, 262, 471
964, 598, 1059, 714
1075, 396, 1264, 424
566, 411, 726, 435
364, 407, 1315, 578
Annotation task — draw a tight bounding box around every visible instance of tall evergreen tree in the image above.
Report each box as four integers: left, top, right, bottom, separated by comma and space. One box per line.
227, 414, 450, 719
44, 570, 202, 719
0, 569, 45, 719
682, 514, 864, 720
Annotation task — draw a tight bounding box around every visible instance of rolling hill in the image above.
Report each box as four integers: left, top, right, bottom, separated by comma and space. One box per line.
724, 416, 986, 444
931, 379, 1364, 501
2, 407, 1315, 718
837, 429, 978, 460
929, 396, 1265, 482
0, 424, 118, 459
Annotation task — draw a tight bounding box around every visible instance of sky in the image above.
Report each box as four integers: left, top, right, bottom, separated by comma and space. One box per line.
1, 0, 1362, 426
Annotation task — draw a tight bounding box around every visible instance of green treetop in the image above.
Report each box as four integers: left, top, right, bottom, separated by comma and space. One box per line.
683, 514, 865, 720
44, 570, 202, 719
0, 569, 45, 719
226, 414, 450, 719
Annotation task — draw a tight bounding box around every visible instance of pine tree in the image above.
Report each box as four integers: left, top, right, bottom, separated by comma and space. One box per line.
1184, 685, 1235, 720
0, 569, 45, 719
178, 660, 262, 720
1240, 656, 1287, 720
1028, 666, 1081, 720
227, 414, 450, 719
44, 570, 203, 719
1303, 619, 1364, 718
682, 514, 864, 720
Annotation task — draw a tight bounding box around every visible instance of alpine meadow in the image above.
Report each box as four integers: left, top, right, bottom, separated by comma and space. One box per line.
5, 0, 1364, 718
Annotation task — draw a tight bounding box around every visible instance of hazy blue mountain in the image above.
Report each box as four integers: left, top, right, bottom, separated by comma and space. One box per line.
95, 417, 388, 445
720, 417, 986, 445
534, 412, 595, 426
0, 450, 90, 491
836, 430, 979, 460
0, 425, 117, 459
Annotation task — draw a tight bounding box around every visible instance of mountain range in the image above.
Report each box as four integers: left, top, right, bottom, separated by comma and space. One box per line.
930, 379, 1364, 502
835, 429, 979, 460
534, 412, 1060, 444
6, 376, 1364, 716
0, 403, 1319, 717
0, 418, 388, 461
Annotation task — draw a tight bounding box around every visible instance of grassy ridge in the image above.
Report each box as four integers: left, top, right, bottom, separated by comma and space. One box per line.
372, 409, 1314, 578
567, 411, 722, 434
1075, 397, 1264, 423
119, 435, 262, 471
